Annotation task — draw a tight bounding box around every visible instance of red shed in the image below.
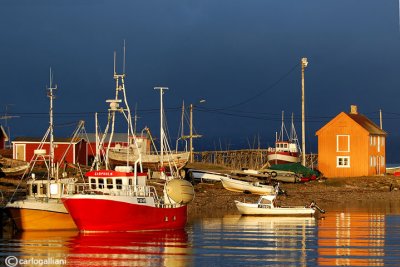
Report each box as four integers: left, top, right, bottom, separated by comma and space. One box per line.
12, 137, 88, 166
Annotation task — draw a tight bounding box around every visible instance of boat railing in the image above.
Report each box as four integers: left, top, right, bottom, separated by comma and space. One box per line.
63, 183, 159, 199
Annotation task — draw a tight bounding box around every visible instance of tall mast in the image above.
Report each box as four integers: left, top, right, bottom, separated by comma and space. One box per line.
301, 57, 308, 166
48, 68, 57, 178
154, 87, 168, 167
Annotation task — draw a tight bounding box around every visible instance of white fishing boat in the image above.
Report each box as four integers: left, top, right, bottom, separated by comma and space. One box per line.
220, 176, 274, 195
267, 112, 301, 166
235, 194, 324, 216
188, 169, 228, 182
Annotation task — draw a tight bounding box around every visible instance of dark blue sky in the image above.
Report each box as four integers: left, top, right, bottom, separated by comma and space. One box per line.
1, 0, 400, 162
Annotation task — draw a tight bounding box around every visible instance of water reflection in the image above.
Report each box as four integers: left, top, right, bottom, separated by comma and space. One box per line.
4, 229, 191, 267
317, 212, 395, 266
188, 215, 318, 266
67, 230, 191, 266
2, 211, 400, 266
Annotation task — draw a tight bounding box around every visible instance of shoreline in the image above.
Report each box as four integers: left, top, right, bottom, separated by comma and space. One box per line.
187, 174, 400, 218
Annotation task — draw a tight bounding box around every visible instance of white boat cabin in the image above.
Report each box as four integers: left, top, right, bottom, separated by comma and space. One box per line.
82, 166, 153, 197
273, 141, 298, 153
256, 195, 278, 209
27, 177, 76, 199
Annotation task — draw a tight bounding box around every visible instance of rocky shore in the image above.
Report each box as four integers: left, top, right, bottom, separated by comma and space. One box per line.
187, 166, 400, 218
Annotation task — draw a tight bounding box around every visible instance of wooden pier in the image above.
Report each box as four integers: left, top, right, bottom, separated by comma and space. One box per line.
193, 149, 318, 170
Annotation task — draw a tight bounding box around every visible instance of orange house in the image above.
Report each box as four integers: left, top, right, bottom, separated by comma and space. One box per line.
316, 105, 386, 178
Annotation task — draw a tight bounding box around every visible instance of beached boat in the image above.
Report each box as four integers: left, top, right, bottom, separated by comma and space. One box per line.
0, 157, 29, 176
188, 169, 228, 182
5, 70, 79, 231
220, 176, 275, 195
234, 194, 323, 216
61, 60, 194, 232
267, 112, 301, 166
108, 148, 189, 171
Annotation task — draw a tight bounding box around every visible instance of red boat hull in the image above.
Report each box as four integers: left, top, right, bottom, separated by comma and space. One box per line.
62, 196, 188, 232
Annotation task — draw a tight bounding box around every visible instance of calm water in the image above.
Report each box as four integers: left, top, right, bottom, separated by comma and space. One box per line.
1, 206, 400, 266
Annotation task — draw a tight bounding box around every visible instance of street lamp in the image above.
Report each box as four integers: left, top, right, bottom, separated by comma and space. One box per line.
301, 57, 308, 166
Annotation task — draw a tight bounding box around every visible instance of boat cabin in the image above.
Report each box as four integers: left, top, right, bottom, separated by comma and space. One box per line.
257, 195, 277, 209
84, 166, 150, 196
274, 141, 298, 153
27, 177, 76, 199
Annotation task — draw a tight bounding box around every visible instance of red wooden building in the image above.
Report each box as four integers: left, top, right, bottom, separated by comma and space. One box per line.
316, 105, 386, 178
12, 137, 88, 166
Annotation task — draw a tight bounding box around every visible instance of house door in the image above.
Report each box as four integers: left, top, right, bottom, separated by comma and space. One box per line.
15, 144, 26, 161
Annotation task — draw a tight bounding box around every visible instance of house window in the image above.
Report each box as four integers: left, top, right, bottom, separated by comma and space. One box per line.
336, 135, 350, 152
370, 156, 377, 167
337, 156, 350, 168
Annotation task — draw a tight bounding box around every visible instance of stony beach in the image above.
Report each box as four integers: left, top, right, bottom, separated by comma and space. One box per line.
186, 164, 400, 218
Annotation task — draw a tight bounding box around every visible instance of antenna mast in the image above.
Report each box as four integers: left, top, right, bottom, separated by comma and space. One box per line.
154, 87, 169, 169
48, 68, 57, 178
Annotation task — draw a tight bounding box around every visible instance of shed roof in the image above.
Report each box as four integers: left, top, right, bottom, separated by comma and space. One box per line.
13, 136, 84, 143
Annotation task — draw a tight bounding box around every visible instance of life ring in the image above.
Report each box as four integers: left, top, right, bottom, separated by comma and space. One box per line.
270, 171, 277, 178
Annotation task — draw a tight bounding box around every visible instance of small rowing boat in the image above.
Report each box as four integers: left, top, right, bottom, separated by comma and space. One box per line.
220, 176, 275, 195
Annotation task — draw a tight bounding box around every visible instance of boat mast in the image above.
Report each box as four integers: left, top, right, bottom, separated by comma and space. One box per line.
154, 87, 168, 170
48, 68, 57, 179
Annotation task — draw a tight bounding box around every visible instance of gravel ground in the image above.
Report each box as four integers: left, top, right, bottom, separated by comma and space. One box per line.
187, 174, 400, 218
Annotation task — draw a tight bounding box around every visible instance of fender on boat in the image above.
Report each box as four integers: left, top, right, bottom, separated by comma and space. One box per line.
165, 179, 195, 204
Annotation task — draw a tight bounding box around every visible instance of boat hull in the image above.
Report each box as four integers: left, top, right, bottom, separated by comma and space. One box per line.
267, 152, 300, 165
221, 177, 274, 195
62, 195, 188, 232
108, 150, 190, 170
6, 206, 76, 231
235, 201, 315, 216
188, 169, 227, 182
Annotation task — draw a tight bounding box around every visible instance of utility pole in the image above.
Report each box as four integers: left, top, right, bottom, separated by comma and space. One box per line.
190, 103, 193, 163
301, 58, 308, 166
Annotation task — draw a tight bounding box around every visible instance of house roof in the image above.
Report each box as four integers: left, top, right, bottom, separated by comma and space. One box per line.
316, 111, 386, 136
13, 136, 84, 143
347, 113, 386, 135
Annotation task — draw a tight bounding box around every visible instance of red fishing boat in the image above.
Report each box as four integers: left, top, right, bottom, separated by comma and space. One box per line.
62, 168, 191, 231
62, 52, 194, 232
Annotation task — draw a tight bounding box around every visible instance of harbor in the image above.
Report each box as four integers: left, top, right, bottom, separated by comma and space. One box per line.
2, 0, 400, 266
